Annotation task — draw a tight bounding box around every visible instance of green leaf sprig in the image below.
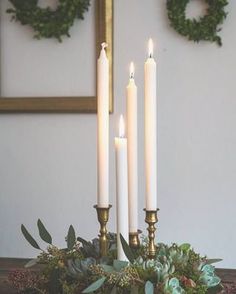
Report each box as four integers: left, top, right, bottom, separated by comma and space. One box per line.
19, 221, 223, 294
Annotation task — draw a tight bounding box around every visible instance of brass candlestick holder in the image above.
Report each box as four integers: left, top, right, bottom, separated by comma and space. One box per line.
94, 205, 112, 257
129, 229, 142, 249
144, 209, 159, 259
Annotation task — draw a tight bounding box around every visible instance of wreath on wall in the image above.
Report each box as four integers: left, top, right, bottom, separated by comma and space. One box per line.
166, 0, 228, 46
6, 0, 91, 42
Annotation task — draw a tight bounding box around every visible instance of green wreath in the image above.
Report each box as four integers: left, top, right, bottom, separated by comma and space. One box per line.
166, 0, 228, 46
6, 0, 91, 42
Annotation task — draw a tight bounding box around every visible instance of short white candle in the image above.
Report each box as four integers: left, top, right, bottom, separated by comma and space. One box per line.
115, 115, 129, 261
126, 62, 138, 233
97, 43, 109, 208
144, 38, 157, 211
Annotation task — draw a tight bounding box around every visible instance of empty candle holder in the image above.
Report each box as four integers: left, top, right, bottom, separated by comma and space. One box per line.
144, 208, 159, 259
94, 205, 112, 257
129, 229, 142, 249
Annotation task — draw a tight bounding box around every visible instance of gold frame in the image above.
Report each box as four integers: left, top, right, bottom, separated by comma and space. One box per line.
0, 0, 113, 113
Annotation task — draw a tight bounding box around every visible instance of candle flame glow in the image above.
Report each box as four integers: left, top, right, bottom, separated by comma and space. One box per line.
148, 38, 153, 58
129, 62, 135, 79
119, 115, 125, 138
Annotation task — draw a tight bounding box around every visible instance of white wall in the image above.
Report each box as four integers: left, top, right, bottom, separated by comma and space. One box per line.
0, 0, 236, 268
1, 0, 96, 96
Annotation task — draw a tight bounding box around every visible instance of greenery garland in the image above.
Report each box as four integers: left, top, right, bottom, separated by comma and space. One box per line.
6, 0, 91, 42
9, 219, 224, 294
166, 0, 228, 46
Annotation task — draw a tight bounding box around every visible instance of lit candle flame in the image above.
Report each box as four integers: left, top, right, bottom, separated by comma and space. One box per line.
119, 115, 125, 138
129, 62, 135, 79
148, 38, 153, 58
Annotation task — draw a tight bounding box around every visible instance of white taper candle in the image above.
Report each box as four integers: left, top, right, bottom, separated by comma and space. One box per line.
144, 38, 157, 211
97, 43, 109, 208
115, 115, 129, 261
126, 62, 138, 232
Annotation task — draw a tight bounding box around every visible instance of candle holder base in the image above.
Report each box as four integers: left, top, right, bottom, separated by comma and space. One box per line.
129, 230, 142, 249
94, 205, 112, 257
144, 208, 159, 259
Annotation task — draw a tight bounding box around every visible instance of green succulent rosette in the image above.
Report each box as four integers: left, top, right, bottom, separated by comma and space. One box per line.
11, 220, 222, 294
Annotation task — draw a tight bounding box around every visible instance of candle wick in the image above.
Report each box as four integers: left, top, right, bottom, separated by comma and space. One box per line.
101, 42, 108, 50
149, 53, 153, 58
130, 73, 134, 79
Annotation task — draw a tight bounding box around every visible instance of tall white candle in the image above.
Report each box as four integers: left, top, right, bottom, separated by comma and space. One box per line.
144, 38, 157, 211
97, 43, 109, 208
115, 115, 129, 261
126, 62, 138, 233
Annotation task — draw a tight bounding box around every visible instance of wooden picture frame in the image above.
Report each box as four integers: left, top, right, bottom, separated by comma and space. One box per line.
0, 0, 113, 113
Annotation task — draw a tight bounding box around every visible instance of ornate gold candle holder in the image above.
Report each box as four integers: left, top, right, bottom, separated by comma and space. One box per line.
144, 209, 159, 259
129, 229, 142, 249
94, 205, 112, 257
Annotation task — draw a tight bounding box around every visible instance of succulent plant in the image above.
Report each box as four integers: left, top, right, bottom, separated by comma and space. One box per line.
15, 222, 222, 294
200, 264, 221, 288
165, 277, 185, 294
134, 256, 174, 284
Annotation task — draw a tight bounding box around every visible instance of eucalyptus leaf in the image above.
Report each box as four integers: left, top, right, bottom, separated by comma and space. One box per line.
101, 264, 114, 273
37, 219, 52, 244
21, 224, 41, 250
25, 258, 39, 268
113, 259, 128, 271
78, 236, 98, 258
82, 276, 106, 293
145, 281, 154, 294
77, 236, 90, 247
67, 225, 76, 250
49, 268, 61, 294
120, 233, 135, 263
206, 259, 223, 265
67, 259, 79, 276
